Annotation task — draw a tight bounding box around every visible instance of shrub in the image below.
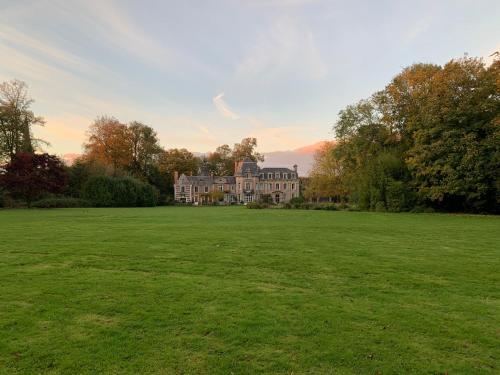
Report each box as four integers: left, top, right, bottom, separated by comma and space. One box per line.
83, 176, 115, 207
83, 175, 157, 207
0, 187, 5, 208
410, 205, 435, 213
259, 194, 273, 204
137, 183, 159, 207
386, 180, 414, 212
31, 197, 92, 208
374, 201, 386, 212
318, 203, 337, 211
247, 202, 269, 209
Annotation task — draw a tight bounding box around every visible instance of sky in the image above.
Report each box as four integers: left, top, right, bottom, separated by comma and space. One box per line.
0, 0, 498, 156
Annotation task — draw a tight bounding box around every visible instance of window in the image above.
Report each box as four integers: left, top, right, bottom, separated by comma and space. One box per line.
245, 182, 251, 190
204, 186, 209, 193
269, 183, 272, 189
244, 195, 253, 203
194, 186, 198, 193
276, 183, 280, 190
219, 185, 223, 192
283, 173, 288, 179
181, 186, 185, 193
268, 173, 272, 179
291, 173, 296, 178
292, 183, 295, 190
246, 173, 250, 178
238, 183, 241, 190
283, 183, 287, 189
260, 173, 264, 179
275, 172, 280, 179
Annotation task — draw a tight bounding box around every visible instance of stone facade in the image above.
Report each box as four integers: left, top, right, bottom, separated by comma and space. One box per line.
174, 158, 300, 204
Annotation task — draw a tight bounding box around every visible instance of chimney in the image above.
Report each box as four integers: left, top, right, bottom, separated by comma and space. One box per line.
293, 165, 298, 175
174, 171, 179, 183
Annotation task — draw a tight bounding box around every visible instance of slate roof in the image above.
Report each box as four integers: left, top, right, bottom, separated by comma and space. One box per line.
259, 167, 296, 179
234, 158, 260, 176
260, 167, 295, 174
185, 176, 213, 185
182, 175, 235, 185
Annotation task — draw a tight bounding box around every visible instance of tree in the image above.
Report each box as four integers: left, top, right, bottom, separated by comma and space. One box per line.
207, 144, 233, 176
128, 121, 163, 178
404, 57, 499, 212
158, 148, 199, 176
0, 153, 67, 206
207, 138, 264, 176
232, 138, 264, 164
305, 142, 347, 202
0, 80, 45, 162
83, 116, 131, 170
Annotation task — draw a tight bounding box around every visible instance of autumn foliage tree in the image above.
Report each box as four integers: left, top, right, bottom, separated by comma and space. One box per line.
324, 55, 500, 213
305, 142, 346, 202
83, 116, 163, 178
0, 153, 68, 206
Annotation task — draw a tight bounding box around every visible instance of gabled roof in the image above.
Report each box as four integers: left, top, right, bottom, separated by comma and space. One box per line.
234, 159, 259, 176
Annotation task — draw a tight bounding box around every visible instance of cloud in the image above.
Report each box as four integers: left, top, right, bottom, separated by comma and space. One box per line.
213, 92, 240, 120
234, 16, 328, 85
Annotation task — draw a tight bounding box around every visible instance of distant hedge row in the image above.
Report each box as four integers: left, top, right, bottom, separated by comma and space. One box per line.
82, 176, 158, 207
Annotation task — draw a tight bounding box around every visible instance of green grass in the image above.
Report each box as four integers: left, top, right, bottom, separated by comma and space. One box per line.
0, 207, 498, 374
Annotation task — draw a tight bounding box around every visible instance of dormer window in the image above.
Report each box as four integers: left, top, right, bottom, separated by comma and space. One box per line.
268, 173, 272, 179
275, 173, 280, 179
260, 173, 264, 179
283, 173, 288, 179
246, 173, 250, 178
291, 173, 296, 178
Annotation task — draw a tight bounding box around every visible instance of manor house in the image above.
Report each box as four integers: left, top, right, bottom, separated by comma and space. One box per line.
174, 158, 300, 204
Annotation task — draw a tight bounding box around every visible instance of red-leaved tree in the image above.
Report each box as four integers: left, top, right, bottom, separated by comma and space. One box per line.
0, 152, 68, 206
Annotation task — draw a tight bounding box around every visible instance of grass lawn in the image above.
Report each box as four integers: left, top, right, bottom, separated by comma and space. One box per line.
0, 207, 499, 374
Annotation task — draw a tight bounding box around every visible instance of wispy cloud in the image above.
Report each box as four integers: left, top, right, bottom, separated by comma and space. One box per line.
234, 16, 328, 84
213, 92, 240, 120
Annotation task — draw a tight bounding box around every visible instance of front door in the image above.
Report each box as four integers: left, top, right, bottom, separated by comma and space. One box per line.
275, 193, 280, 203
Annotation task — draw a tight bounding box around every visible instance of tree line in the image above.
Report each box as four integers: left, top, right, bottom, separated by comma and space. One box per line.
306, 56, 499, 213
0, 79, 263, 207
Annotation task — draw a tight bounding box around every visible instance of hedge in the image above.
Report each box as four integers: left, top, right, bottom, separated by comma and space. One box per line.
83, 176, 158, 207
